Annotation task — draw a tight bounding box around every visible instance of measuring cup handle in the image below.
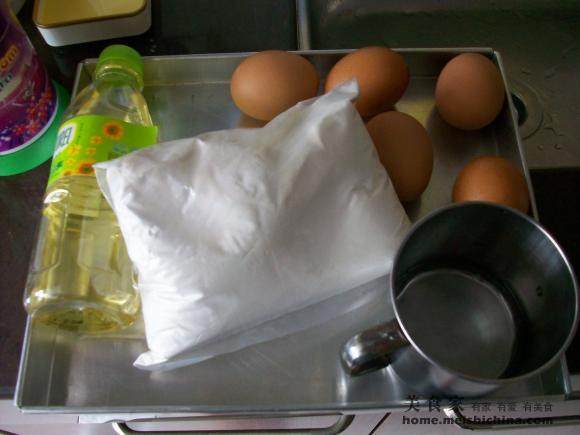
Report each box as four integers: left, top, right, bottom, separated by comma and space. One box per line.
340, 320, 409, 376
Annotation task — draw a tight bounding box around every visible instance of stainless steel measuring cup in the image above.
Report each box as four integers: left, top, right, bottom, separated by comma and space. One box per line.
341, 202, 578, 396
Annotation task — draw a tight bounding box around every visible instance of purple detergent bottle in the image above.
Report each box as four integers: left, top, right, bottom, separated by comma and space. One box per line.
0, 0, 68, 175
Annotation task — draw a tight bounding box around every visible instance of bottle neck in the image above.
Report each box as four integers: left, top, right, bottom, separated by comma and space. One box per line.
94, 68, 142, 90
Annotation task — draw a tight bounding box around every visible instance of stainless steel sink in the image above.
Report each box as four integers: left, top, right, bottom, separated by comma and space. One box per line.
301, 0, 580, 169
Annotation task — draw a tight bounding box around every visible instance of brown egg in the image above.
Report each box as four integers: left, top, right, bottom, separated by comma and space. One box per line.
230, 50, 319, 121
237, 113, 268, 129
325, 47, 409, 117
435, 53, 505, 130
453, 156, 530, 213
366, 111, 433, 202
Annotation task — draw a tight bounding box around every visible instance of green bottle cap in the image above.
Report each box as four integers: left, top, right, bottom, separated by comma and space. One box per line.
95, 44, 144, 88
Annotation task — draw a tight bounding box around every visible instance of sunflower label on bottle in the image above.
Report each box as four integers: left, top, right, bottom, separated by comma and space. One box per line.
48, 114, 158, 185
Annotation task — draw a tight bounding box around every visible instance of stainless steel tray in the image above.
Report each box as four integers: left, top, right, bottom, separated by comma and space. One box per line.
16, 49, 572, 415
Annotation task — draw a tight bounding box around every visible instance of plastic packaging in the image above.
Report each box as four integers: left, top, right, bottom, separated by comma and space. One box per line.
0, 0, 68, 176
24, 45, 158, 332
96, 81, 410, 369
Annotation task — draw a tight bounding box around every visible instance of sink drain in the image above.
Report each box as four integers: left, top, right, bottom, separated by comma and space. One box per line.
508, 78, 543, 139
510, 92, 528, 126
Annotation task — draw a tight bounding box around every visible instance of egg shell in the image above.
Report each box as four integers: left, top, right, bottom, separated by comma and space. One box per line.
231, 50, 319, 121
435, 53, 505, 130
453, 155, 530, 213
366, 111, 433, 202
237, 113, 268, 129
325, 47, 409, 117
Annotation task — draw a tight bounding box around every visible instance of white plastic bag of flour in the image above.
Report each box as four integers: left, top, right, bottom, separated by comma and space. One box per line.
95, 81, 410, 370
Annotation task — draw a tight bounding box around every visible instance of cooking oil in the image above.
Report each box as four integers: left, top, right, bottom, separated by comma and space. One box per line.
24, 45, 158, 333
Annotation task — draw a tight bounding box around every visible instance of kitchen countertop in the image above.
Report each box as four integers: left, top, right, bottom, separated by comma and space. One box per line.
17, 0, 298, 89
1, 0, 578, 399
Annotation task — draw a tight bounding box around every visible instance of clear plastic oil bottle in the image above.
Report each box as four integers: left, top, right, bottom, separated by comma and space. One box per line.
24, 45, 158, 332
